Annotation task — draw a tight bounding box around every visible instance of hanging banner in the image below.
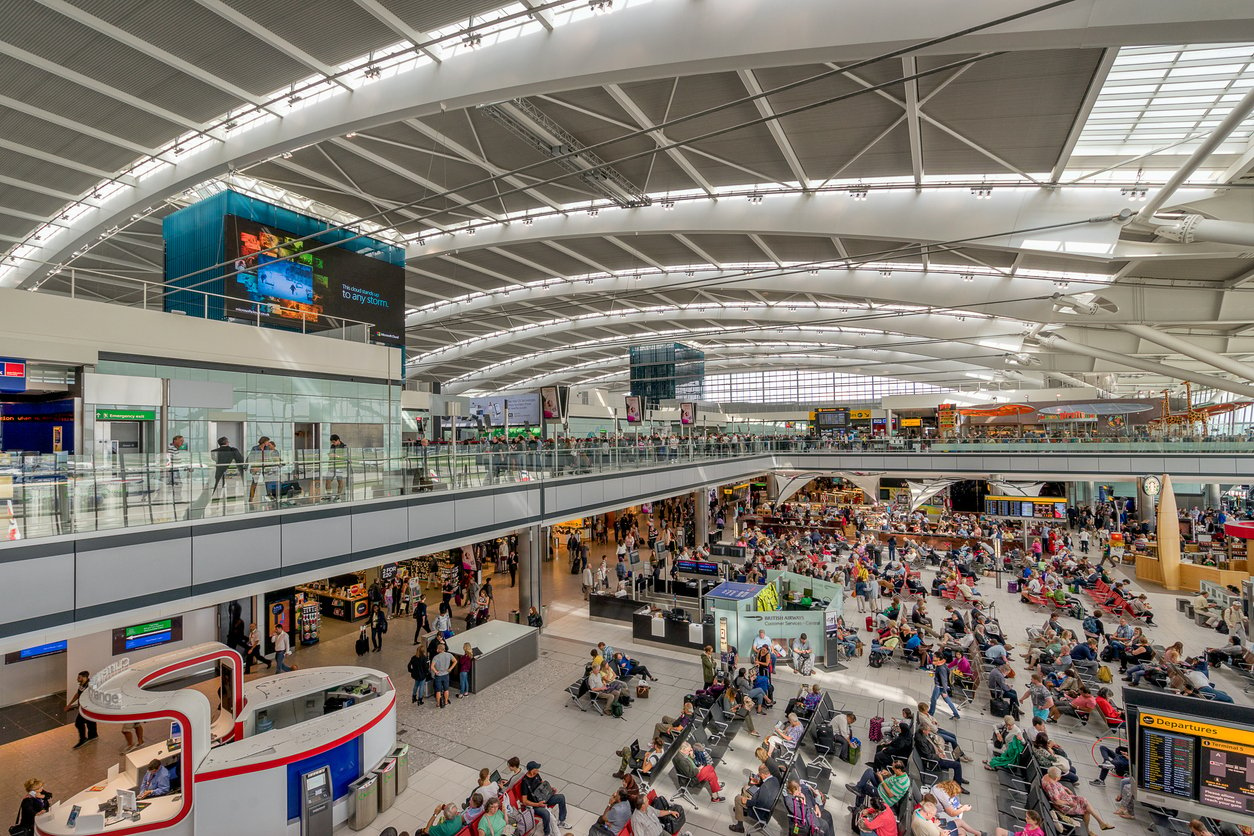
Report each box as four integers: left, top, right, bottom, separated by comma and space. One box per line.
625, 396, 643, 424
680, 402, 696, 425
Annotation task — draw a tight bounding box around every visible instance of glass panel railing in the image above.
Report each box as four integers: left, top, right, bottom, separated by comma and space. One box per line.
0, 437, 1250, 541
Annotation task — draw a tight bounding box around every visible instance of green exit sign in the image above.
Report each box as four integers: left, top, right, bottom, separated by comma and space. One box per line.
96, 409, 156, 421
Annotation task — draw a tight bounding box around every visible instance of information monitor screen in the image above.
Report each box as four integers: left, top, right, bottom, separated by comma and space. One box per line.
1135, 709, 1254, 816
223, 214, 404, 345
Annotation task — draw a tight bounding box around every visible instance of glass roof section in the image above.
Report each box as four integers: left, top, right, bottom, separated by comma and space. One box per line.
1072, 43, 1254, 163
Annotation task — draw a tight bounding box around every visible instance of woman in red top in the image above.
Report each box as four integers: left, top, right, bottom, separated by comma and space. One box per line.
1094, 687, 1123, 727
857, 797, 897, 836
457, 642, 475, 699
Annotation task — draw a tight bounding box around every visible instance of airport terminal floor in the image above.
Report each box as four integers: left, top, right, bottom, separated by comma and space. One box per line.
3, 509, 1250, 836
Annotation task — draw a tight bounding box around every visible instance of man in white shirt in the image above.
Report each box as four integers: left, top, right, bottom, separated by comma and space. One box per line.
752, 630, 771, 652
271, 625, 292, 673
832, 711, 855, 761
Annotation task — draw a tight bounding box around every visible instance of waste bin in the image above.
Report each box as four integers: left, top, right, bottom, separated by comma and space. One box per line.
392, 744, 411, 795
349, 773, 379, 831
510, 610, 520, 624
374, 757, 398, 812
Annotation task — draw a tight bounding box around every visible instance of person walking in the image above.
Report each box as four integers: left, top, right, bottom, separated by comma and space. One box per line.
65, 671, 98, 750
225, 614, 248, 661
245, 622, 270, 674
14, 778, 53, 836
928, 653, 961, 720
431, 642, 458, 708
247, 436, 280, 505
370, 604, 388, 652
271, 623, 292, 673
413, 595, 430, 644
324, 434, 348, 500
508, 550, 518, 587
210, 437, 244, 495
408, 646, 431, 705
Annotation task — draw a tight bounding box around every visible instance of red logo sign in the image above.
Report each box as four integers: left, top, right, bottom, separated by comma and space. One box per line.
1, 362, 24, 378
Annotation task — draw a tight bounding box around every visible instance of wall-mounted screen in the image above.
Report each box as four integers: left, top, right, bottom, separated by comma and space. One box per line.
223, 215, 404, 345
1131, 706, 1254, 817
5, 640, 68, 664
111, 617, 183, 655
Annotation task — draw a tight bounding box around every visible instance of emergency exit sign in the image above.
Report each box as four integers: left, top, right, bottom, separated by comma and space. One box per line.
95, 409, 156, 421
0, 358, 26, 393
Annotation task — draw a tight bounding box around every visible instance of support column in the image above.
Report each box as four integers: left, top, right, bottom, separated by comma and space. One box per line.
692, 489, 709, 548
516, 525, 542, 624
1203, 483, 1221, 510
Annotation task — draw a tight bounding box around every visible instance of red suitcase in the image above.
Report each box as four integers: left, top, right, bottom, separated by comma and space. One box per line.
865, 615, 874, 631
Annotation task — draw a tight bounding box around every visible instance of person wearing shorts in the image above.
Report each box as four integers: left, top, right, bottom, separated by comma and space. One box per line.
122, 722, 145, 753
1021, 674, 1052, 721
431, 642, 458, 709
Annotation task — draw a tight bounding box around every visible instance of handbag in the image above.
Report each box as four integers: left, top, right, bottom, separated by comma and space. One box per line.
636, 684, 651, 699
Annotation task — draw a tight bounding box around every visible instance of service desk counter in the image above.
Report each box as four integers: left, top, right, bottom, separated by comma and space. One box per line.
631, 609, 717, 654
456, 620, 539, 693
1135, 555, 1249, 592
590, 593, 645, 623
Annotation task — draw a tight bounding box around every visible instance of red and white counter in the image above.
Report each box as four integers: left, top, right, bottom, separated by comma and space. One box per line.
36, 642, 396, 836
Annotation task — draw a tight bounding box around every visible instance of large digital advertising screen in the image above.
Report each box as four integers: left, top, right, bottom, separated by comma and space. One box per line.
223, 215, 404, 345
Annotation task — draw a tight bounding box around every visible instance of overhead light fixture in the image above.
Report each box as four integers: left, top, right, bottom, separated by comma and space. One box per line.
281, 151, 293, 159
1120, 186, 1148, 201
287, 95, 302, 107
415, 237, 426, 246
879, 268, 892, 277
465, 226, 476, 235
961, 273, 974, 282
522, 215, 533, 225
809, 268, 819, 275
462, 32, 483, 49
587, 206, 599, 217
747, 193, 763, 205
971, 186, 992, 199
661, 198, 675, 211
684, 269, 695, 277
849, 188, 868, 201
346, 132, 358, 139
589, 0, 613, 12
364, 65, 381, 79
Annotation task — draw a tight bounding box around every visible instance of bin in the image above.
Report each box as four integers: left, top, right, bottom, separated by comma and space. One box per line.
392, 744, 411, 795
349, 773, 379, 831
374, 757, 398, 811
510, 610, 520, 624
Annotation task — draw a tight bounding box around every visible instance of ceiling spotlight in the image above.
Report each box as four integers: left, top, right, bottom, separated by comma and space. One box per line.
661, 199, 675, 211
364, 65, 381, 79
747, 193, 763, 205
465, 226, 476, 235
415, 237, 426, 246
287, 95, 302, 107
346, 131, 358, 139
1120, 186, 1148, 201
684, 269, 695, 277
585, 277, 594, 284
849, 188, 868, 201
1053, 280, 1070, 288
589, 0, 613, 12
809, 269, 819, 275
462, 32, 483, 49
224, 121, 237, 131
281, 151, 293, 159
961, 273, 974, 282
587, 207, 599, 217
522, 216, 533, 226
971, 186, 993, 199
879, 268, 892, 277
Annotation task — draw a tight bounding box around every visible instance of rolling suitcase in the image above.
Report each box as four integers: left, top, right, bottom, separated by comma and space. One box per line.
865, 615, 875, 631
355, 636, 369, 656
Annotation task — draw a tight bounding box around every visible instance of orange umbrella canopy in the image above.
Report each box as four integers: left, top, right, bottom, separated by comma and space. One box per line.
1196, 401, 1252, 416
958, 403, 1035, 417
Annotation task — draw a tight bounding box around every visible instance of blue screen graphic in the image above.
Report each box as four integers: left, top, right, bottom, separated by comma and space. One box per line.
125, 630, 173, 651
19, 640, 67, 660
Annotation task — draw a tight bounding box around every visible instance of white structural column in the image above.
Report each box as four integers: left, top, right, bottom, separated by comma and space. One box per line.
516, 525, 542, 620
693, 489, 709, 548
1119, 323, 1254, 383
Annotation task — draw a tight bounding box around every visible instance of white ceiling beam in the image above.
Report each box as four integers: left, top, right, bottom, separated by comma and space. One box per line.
0, 93, 160, 158
16, 0, 1252, 287
34, 0, 269, 108
0, 173, 99, 204
604, 236, 665, 270
190, 0, 351, 91
1049, 48, 1117, 183
404, 119, 564, 211
1219, 135, 1254, 184
736, 70, 811, 188
0, 138, 130, 183
348, 0, 443, 63
604, 83, 715, 195
519, 0, 555, 31
0, 39, 205, 131
673, 234, 720, 267
901, 56, 924, 186
748, 234, 784, 267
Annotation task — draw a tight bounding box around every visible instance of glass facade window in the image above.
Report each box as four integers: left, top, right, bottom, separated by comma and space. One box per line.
701, 371, 949, 404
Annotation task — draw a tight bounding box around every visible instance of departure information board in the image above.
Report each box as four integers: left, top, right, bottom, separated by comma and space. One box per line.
1136, 710, 1254, 815
983, 495, 1067, 519
1200, 738, 1254, 814
1140, 727, 1196, 799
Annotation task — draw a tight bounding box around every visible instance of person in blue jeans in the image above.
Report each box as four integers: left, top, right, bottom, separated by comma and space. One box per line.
928, 654, 961, 719
457, 642, 475, 699
519, 762, 572, 834
1090, 744, 1129, 786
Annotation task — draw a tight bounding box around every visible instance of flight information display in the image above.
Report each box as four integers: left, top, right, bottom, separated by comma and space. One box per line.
223, 215, 404, 345
1135, 710, 1254, 815
1200, 738, 1254, 814
1140, 727, 1196, 799
983, 496, 1067, 519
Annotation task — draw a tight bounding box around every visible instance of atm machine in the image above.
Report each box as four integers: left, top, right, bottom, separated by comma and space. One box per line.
301, 766, 333, 836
